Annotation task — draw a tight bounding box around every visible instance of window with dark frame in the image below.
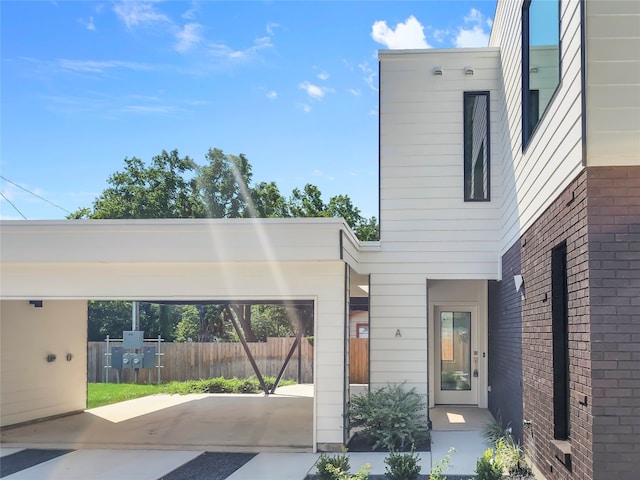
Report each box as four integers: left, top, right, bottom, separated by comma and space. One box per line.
552, 242, 570, 440
464, 91, 490, 202
522, 0, 561, 149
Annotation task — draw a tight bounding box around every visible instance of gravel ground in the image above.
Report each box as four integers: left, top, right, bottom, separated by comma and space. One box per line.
160, 452, 257, 480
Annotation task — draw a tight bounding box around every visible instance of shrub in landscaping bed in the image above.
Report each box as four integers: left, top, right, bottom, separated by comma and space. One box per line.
347, 384, 430, 452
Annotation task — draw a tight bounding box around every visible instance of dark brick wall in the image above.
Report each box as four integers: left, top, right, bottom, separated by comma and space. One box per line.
488, 240, 524, 442
520, 169, 593, 480
587, 166, 640, 479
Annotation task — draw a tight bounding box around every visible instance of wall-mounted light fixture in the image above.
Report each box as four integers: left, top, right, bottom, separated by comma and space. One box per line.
514, 274, 524, 293
433, 67, 443, 76
464, 67, 474, 76
29, 300, 43, 308
529, 66, 539, 73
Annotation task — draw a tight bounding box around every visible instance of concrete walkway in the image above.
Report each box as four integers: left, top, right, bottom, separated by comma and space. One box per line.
1, 397, 493, 479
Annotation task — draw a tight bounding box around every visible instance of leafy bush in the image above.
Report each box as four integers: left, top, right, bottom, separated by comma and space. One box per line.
325, 463, 370, 480
316, 452, 351, 480
481, 412, 509, 446
495, 437, 532, 476
348, 384, 429, 451
384, 449, 421, 480
475, 449, 503, 480
429, 447, 454, 480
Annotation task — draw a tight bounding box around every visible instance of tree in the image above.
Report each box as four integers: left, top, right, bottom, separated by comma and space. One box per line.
249, 181, 290, 218
93, 151, 201, 219
197, 148, 252, 218
288, 184, 327, 218
88, 300, 132, 341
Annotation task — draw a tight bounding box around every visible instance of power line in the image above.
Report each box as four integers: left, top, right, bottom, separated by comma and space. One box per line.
0, 192, 27, 219
0, 175, 72, 215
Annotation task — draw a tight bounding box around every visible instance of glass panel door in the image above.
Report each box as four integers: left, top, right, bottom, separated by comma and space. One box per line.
440, 312, 471, 391
434, 307, 477, 405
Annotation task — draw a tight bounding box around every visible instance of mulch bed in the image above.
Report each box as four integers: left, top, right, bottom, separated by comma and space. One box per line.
346, 431, 431, 452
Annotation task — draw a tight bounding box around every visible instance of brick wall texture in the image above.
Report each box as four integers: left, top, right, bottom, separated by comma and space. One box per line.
514, 165, 639, 480
488, 241, 524, 442
587, 166, 640, 479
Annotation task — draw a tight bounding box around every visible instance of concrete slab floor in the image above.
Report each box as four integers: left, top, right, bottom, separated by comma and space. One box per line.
1, 392, 313, 452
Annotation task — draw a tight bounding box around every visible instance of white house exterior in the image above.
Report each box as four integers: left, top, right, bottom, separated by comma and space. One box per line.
0, 1, 638, 478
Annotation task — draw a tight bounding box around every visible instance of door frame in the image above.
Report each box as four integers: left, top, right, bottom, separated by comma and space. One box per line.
428, 301, 488, 408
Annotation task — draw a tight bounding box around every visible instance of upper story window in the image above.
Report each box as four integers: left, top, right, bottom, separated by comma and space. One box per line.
464, 91, 490, 202
522, 0, 561, 149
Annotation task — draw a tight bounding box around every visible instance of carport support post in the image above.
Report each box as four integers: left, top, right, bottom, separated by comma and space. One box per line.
270, 336, 300, 394
225, 306, 270, 395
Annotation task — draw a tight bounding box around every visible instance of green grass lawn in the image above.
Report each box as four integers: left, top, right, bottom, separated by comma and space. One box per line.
87, 376, 297, 409
88, 383, 166, 409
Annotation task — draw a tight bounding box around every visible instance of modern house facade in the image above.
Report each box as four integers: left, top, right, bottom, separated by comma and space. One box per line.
0, 0, 638, 478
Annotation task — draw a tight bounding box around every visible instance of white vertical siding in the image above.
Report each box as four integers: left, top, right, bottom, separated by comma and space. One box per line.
490, 0, 585, 252
0, 300, 88, 427
586, 0, 640, 166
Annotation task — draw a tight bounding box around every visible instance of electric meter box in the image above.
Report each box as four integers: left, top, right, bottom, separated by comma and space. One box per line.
123, 331, 144, 350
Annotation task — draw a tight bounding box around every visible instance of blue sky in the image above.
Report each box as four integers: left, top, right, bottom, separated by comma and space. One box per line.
1, 0, 496, 220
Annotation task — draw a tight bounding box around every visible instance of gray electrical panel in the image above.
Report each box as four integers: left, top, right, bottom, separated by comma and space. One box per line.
123, 331, 144, 350
142, 346, 156, 368
111, 346, 124, 369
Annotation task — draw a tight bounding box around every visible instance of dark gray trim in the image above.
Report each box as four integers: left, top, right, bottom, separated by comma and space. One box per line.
522, 0, 563, 151
463, 91, 491, 202
580, 0, 587, 166
339, 229, 344, 261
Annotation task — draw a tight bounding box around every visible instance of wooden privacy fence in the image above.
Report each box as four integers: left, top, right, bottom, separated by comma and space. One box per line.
350, 338, 369, 384
88, 337, 370, 385
88, 337, 314, 384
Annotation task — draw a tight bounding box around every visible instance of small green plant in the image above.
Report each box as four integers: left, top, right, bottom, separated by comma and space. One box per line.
384, 448, 421, 480
325, 463, 371, 480
348, 384, 429, 451
429, 447, 454, 480
475, 449, 503, 480
495, 437, 532, 476
316, 451, 351, 480
480, 412, 509, 446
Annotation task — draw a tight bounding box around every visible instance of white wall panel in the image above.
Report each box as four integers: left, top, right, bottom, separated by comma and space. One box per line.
1, 300, 87, 427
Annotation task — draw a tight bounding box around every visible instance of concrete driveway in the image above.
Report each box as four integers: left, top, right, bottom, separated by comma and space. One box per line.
0, 385, 313, 453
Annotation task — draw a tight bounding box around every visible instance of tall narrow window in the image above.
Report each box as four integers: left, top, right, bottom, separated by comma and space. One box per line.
552, 242, 570, 440
464, 91, 490, 201
522, 0, 561, 149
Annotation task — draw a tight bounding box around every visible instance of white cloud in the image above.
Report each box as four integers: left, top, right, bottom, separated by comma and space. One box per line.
182, 4, 198, 20
342, 59, 354, 72
266, 90, 277, 100
114, 2, 169, 29
433, 28, 450, 43
57, 59, 153, 73
348, 88, 361, 96
299, 81, 332, 100
209, 36, 272, 60
359, 62, 378, 91
175, 23, 202, 52
313, 169, 335, 181
317, 71, 329, 81
455, 8, 491, 48
455, 25, 490, 48
464, 8, 484, 24
368, 108, 378, 116
297, 103, 311, 113
371, 15, 430, 49
78, 16, 96, 31
266, 22, 279, 36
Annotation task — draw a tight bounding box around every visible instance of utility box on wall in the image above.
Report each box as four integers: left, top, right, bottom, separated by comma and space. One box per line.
122, 331, 144, 350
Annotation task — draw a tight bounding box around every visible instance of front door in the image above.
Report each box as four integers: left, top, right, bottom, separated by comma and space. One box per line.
434, 307, 478, 405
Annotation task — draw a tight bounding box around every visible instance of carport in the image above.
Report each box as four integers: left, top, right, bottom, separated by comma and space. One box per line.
0, 218, 364, 452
